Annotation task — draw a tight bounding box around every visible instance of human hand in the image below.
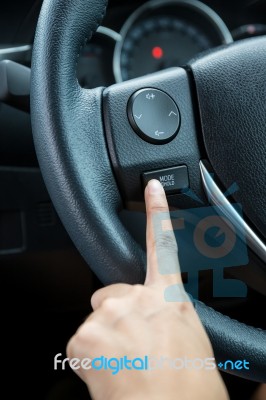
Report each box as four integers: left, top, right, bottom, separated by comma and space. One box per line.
67, 179, 229, 400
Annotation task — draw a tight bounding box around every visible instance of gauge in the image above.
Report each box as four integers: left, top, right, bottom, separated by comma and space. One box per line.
231, 24, 266, 40
114, 0, 233, 82
116, 16, 212, 81
77, 27, 121, 89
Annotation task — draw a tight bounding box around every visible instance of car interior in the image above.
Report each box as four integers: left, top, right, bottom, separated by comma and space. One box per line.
1, 0, 266, 398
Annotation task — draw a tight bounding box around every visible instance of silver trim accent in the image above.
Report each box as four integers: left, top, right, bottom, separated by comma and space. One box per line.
0, 27, 121, 64
0, 45, 32, 62
113, 0, 233, 83
199, 160, 266, 263
97, 26, 122, 42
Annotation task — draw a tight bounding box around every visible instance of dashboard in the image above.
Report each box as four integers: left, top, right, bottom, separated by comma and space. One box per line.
0, 0, 266, 167
1, 0, 266, 89
75, 0, 266, 88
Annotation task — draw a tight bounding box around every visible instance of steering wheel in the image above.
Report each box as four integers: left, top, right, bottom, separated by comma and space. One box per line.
30, 0, 266, 382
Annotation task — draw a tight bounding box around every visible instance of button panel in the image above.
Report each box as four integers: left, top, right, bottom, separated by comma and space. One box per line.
142, 166, 189, 195
128, 88, 181, 144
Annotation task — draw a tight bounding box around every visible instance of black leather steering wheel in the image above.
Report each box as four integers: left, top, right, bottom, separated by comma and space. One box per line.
30, 0, 266, 382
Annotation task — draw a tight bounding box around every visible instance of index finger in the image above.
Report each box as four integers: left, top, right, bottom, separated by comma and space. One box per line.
144, 180, 186, 298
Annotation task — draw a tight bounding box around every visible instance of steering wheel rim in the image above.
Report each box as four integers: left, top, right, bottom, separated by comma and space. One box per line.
31, 0, 266, 382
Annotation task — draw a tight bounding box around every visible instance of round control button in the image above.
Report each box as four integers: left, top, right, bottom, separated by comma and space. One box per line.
127, 88, 180, 144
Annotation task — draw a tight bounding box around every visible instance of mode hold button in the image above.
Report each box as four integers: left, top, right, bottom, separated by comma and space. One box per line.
142, 166, 189, 195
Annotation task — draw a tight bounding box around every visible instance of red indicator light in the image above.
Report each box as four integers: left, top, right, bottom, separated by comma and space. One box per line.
152, 46, 163, 59
247, 25, 256, 35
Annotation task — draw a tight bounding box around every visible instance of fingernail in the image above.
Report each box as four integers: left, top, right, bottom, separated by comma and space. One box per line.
148, 179, 164, 194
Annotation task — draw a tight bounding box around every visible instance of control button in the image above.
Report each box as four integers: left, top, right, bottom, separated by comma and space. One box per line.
142, 166, 189, 195
128, 88, 180, 144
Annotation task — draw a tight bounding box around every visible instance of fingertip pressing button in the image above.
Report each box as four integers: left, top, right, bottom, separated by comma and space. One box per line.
142, 166, 189, 195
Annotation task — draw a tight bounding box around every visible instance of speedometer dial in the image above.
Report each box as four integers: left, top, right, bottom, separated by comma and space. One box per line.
117, 16, 211, 81
114, 0, 233, 82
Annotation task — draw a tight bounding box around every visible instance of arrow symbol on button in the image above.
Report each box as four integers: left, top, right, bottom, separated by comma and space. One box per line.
155, 130, 165, 137
169, 111, 177, 117
146, 93, 155, 100
134, 114, 142, 119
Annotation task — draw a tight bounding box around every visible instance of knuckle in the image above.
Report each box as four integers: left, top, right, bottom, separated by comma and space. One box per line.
75, 321, 99, 343
132, 284, 145, 297
66, 337, 75, 359
177, 299, 194, 313
101, 298, 119, 315
91, 290, 100, 305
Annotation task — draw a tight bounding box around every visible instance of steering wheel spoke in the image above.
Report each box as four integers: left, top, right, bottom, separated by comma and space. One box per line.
103, 67, 204, 210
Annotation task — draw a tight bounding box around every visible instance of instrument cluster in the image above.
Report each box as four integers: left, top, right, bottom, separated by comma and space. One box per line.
77, 0, 266, 88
